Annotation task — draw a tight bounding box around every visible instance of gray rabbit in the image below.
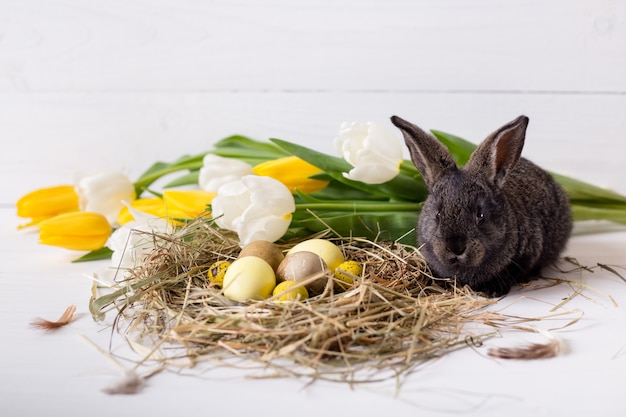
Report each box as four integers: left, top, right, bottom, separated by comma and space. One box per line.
391, 115, 571, 296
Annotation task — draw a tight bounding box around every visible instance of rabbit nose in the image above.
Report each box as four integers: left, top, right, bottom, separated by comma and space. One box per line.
446, 237, 467, 256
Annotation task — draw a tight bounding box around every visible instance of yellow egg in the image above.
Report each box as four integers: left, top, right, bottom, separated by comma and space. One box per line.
272, 280, 309, 302
207, 260, 231, 287
334, 260, 362, 289
287, 239, 344, 271
223, 257, 276, 302
238, 240, 284, 272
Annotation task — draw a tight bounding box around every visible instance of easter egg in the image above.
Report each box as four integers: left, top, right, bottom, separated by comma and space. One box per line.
223, 256, 276, 302
207, 260, 231, 287
238, 240, 284, 272
334, 260, 362, 289
276, 251, 329, 295
287, 239, 344, 271
272, 280, 309, 302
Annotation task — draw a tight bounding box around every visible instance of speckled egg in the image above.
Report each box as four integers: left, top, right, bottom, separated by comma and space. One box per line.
334, 260, 363, 290
207, 260, 231, 287
272, 280, 309, 302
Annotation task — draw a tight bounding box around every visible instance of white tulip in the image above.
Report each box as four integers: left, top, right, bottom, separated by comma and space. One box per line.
106, 204, 170, 273
198, 154, 253, 192
334, 121, 403, 184
75, 171, 135, 225
211, 175, 295, 246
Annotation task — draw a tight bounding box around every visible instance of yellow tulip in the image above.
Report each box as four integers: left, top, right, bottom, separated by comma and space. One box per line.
163, 190, 216, 220
16, 185, 80, 228
252, 156, 329, 194
117, 197, 165, 225
38, 212, 112, 251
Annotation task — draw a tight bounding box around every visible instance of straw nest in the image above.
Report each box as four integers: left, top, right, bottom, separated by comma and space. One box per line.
90, 218, 504, 384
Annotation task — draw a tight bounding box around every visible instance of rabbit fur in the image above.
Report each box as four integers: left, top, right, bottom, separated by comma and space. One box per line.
391, 115, 571, 296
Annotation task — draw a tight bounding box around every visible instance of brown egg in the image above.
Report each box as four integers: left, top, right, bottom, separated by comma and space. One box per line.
238, 240, 284, 272
276, 251, 330, 295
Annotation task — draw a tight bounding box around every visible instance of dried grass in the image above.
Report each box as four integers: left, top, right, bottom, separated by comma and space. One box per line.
89, 218, 563, 384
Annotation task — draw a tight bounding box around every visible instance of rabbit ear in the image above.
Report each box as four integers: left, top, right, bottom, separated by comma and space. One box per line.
466, 115, 529, 188
391, 115, 457, 187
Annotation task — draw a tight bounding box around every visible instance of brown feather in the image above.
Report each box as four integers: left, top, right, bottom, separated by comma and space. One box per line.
102, 371, 145, 395
30, 305, 77, 331
488, 333, 562, 360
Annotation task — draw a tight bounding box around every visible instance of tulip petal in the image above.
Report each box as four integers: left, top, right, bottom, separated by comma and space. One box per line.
16, 185, 80, 223
253, 156, 329, 194
163, 190, 216, 219
334, 122, 402, 184
117, 198, 165, 225
211, 175, 295, 245
76, 172, 136, 225
199, 154, 253, 192
38, 212, 111, 251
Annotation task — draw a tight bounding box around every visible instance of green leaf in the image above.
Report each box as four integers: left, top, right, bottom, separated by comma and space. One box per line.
134, 161, 170, 195
379, 173, 429, 202
214, 135, 290, 160
270, 138, 353, 172
296, 212, 420, 244
571, 204, 626, 225
430, 130, 477, 166
134, 160, 205, 196
169, 153, 208, 167
271, 138, 427, 202
72, 247, 113, 263
320, 171, 427, 202
551, 173, 626, 205
89, 271, 164, 321
399, 160, 421, 177
307, 178, 386, 201
163, 171, 200, 188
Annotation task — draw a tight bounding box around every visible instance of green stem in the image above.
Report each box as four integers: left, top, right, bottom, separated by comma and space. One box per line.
572, 204, 626, 225
296, 202, 422, 212
134, 161, 204, 194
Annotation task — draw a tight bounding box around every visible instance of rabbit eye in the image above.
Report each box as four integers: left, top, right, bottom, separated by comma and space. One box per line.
435, 210, 441, 221
476, 210, 485, 225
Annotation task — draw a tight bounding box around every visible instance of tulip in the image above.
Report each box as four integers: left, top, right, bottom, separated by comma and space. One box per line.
117, 198, 165, 225
38, 212, 111, 251
211, 175, 295, 246
16, 185, 80, 228
334, 121, 403, 184
107, 205, 171, 271
76, 171, 136, 225
252, 156, 329, 194
198, 154, 253, 192
163, 189, 216, 219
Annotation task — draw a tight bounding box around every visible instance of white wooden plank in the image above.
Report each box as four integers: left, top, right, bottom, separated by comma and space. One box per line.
0, 0, 624, 92
2, 92, 625, 205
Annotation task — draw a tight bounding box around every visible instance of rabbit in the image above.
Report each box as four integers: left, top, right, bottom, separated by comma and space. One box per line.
390, 115, 572, 296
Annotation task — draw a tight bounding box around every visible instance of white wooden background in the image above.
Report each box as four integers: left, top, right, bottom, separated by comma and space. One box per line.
1, 0, 625, 204
1, 1, 626, 416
